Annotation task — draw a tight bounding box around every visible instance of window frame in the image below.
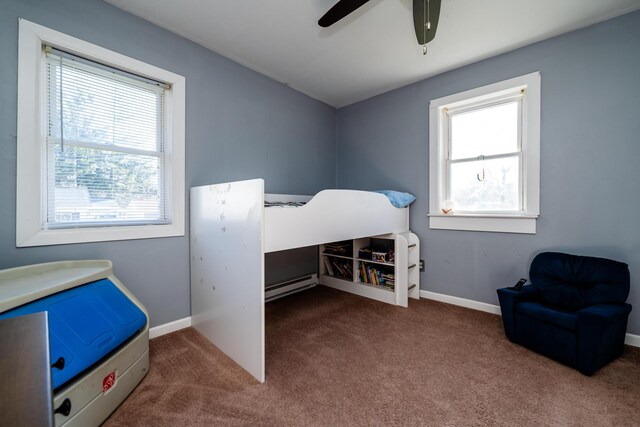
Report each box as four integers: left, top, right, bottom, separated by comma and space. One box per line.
428, 72, 540, 234
446, 95, 523, 213
16, 19, 185, 247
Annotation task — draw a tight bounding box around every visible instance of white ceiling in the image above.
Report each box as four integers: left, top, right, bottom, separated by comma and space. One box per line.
105, 0, 640, 108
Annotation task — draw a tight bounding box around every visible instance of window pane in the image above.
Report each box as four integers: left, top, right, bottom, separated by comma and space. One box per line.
450, 101, 518, 159
45, 51, 169, 229
449, 156, 520, 211
47, 60, 162, 153
48, 145, 163, 224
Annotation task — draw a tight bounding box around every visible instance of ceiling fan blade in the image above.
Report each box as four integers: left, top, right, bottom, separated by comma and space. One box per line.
319, 0, 371, 27
413, 0, 441, 45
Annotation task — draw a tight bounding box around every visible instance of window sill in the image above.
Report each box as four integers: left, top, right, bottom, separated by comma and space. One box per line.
428, 213, 538, 234
17, 222, 185, 247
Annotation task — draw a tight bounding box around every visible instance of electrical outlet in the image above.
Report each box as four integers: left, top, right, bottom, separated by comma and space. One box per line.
419, 259, 425, 272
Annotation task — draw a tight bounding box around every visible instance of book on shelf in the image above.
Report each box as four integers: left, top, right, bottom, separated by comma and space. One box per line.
324, 241, 353, 256
324, 256, 353, 279
338, 261, 353, 278
358, 246, 395, 263
358, 247, 372, 260
370, 238, 395, 263
323, 256, 334, 276
358, 262, 395, 290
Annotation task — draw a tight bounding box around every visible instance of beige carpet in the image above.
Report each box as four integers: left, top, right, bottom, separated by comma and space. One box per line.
104, 286, 640, 426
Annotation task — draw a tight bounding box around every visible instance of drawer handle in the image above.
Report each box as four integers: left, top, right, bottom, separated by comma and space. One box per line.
54, 398, 72, 417
51, 357, 65, 370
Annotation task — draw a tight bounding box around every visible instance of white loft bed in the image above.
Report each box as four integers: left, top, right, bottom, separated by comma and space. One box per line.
190, 178, 416, 383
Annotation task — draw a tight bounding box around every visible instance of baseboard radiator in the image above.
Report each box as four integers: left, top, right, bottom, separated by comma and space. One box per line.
265, 274, 317, 302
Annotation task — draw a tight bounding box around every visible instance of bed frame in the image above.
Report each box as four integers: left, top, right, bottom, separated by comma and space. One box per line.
190, 178, 417, 382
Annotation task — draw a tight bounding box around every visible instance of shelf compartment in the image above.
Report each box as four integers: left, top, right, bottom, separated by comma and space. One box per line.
318, 232, 419, 308
322, 255, 354, 281
357, 237, 395, 264
322, 240, 353, 257
358, 261, 394, 291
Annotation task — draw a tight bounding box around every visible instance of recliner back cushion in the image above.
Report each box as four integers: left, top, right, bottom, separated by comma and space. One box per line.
529, 252, 630, 311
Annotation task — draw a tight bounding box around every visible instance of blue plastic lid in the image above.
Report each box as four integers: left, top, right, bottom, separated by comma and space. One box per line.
0, 279, 147, 389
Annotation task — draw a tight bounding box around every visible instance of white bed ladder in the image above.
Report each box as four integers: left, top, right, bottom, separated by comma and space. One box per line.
395, 232, 420, 307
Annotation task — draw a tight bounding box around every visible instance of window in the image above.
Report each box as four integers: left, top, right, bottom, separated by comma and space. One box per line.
17, 19, 185, 246
429, 73, 540, 234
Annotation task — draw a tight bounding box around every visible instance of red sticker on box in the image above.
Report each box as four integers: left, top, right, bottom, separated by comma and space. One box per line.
103, 371, 116, 393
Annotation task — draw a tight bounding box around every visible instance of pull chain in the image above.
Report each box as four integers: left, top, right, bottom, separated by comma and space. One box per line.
422, 0, 431, 55
427, 0, 431, 30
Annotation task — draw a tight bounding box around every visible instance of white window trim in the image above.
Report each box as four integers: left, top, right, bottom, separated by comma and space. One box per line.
16, 19, 185, 247
428, 72, 541, 234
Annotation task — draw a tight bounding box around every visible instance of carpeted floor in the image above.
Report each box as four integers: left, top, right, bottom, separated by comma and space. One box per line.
104, 286, 640, 426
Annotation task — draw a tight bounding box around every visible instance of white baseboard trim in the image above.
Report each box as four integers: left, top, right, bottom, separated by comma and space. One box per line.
149, 316, 192, 339
420, 290, 502, 315
419, 290, 639, 348
625, 333, 640, 347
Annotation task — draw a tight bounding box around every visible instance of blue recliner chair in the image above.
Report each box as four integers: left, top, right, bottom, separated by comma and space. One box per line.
497, 252, 632, 375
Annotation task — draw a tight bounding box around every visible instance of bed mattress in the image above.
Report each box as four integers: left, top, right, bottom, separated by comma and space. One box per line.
0, 278, 146, 390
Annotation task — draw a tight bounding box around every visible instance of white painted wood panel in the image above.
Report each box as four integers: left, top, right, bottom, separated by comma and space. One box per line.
190, 180, 265, 383
265, 189, 409, 253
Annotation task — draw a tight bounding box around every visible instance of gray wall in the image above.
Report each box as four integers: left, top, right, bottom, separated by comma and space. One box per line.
336, 10, 640, 335
0, 0, 336, 327
2, 0, 638, 336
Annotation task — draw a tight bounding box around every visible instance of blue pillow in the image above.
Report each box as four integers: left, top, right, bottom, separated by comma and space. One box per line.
375, 190, 416, 208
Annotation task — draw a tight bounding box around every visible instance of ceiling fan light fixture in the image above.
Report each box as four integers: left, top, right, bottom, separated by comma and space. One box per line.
318, 0, 441, 56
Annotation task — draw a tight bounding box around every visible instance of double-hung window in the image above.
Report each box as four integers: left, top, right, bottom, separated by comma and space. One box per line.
45, 47, 168, 226
17, 19, 185, 246
429, 73, 540, 233
447, 95, 522, 212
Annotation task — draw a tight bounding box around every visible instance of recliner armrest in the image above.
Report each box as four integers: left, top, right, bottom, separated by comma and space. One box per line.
497, 285, 539, 341
576, 303, 632, 375
577, 303, 632, 324
498, 285, 539, 303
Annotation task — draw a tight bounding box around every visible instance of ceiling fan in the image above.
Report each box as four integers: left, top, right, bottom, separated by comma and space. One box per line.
318, 0, 442, 54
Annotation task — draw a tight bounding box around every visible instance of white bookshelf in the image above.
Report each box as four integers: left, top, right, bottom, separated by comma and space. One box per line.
318, 232, 420, 307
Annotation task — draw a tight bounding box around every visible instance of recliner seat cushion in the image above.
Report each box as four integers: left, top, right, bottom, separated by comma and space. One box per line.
517, 301, 577, 331
530, 252, 630, 311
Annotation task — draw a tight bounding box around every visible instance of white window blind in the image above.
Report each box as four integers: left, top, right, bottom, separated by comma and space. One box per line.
45, 46, 169, 228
